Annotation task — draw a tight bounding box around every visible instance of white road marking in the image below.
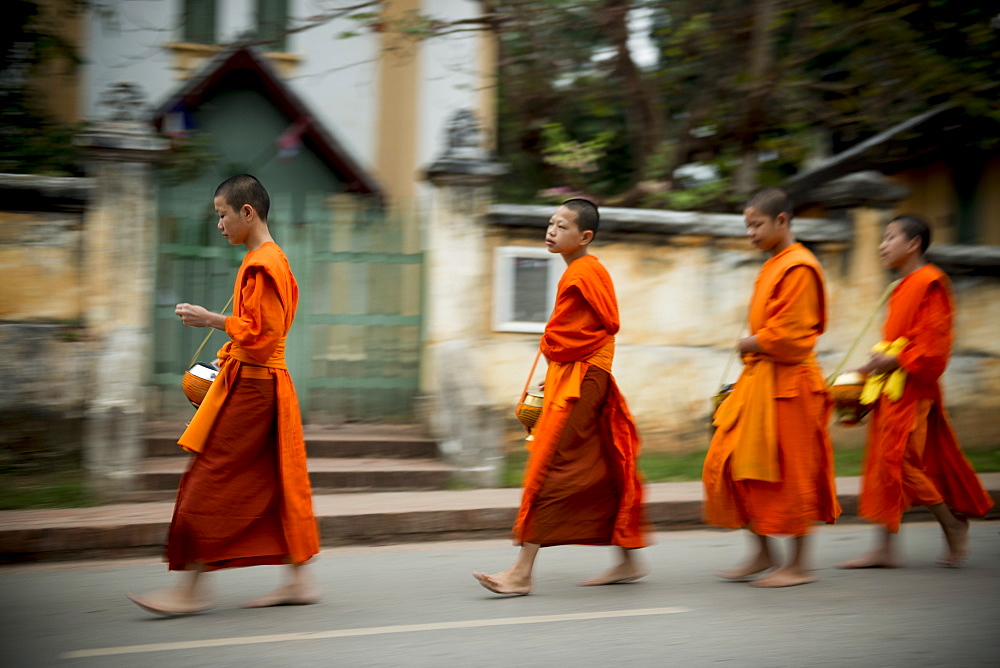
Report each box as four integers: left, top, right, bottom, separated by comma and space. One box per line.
62, 606, 691, 659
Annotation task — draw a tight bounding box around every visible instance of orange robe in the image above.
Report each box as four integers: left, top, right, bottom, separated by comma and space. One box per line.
168, 241, 319, 570
703, 243, 840, 536
513, 254, 647, 548
858, 264, 993, 532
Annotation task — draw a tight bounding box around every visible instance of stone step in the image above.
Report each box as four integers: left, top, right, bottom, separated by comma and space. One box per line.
144, 424, 438, 459
138, 457, 457, 493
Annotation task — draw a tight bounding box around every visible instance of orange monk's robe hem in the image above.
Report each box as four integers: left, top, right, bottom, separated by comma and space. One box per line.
703, 243, 840, 536
520, 366, 620, 546
171, 242, 319, 569
512, 255, 648, 549
858, 264, 993, 532
167, 373, 289, 571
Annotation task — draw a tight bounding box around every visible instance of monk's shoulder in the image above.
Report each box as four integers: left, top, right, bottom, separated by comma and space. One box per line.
916, 264, 953, 304
767, 244, 823, 287
898, 263, 948, 297
784, 243, 823, 273
246, 241, 285, 264
244, 243, 292, 277
566, 255, 613, 290
920, 263, 949, 288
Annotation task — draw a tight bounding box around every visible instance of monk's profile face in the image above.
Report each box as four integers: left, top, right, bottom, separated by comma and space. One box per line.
744, 206, 786, 252
546, 205, 591, 256
214, 195, 251, 246
879, 221, 918, 269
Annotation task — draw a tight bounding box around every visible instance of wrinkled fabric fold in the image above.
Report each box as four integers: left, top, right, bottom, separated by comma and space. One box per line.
169, 242, 319, 569
713, 354, 779, 483
858, 264, 992, 531
703, 243, 840, 536
513, 255, 647, 549
179, 338, 287, 455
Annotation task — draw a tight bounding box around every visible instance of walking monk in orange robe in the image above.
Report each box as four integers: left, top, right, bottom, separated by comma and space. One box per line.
839, 214, 993, 570
473, 199, 648, 595
703, 187, 840, 588
128, 174, 320, 616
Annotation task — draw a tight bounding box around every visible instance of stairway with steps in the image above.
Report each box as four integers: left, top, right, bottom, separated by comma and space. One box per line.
137, 424, 456, 500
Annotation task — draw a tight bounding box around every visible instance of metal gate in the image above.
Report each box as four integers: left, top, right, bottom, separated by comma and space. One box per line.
294, 197, 424, 422
150, 187, 423, 422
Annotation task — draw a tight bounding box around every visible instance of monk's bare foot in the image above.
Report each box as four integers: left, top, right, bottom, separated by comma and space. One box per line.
126, 588, 216, 617
936, 518, 970, 568
472, 570, 531, 596
750, 567, 817, 588
578, 563, 648, 586
836, 550, 899, 569
240, 584, 322, 608
716, 555, 775, 581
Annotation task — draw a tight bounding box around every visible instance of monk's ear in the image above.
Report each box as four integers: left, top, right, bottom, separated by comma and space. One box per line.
579, 229, 594, 246
242, 204, 255, 221
905, 234, 921, 255
775, 212, 790, 228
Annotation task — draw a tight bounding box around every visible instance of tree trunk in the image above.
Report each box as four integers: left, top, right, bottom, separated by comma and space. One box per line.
735, 0, 779, 193
600, 0, 663, 181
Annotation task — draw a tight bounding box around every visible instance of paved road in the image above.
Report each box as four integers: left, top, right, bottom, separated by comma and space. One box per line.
2, 522, 998, 667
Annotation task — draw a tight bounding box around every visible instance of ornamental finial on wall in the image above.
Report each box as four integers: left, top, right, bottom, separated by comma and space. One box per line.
99, 82, 147, 123
443, 109, 484, 160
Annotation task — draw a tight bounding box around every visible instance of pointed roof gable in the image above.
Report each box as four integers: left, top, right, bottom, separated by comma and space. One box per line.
151, 47, 381, 196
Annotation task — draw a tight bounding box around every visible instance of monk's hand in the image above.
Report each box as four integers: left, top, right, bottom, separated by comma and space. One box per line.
864, 352, 899, 375
175, 303, 213, 328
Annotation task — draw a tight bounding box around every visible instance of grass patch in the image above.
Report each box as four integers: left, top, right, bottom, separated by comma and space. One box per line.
0, 469, 97, 510
502, 445, 1000, 487
966, 448, 1000, 473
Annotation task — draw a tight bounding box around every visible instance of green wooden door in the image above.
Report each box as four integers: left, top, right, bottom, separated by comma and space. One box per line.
296, 199, 424, 422
149, 86, 422, 422
150, 187, 423, 422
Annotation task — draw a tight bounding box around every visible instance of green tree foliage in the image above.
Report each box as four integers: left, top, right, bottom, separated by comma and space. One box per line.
0, 0, 84, 176
483, 0, 1000, 209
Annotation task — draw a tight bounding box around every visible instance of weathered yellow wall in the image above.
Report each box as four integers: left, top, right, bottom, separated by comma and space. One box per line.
0, 211, 84, 320
891, 165, 959, 244
975, 156, 1000, 245
0, 205, 91, 461
474, 212, 1000, 453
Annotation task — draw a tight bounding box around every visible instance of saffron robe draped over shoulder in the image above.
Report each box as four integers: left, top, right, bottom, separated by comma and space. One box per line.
513, 254, 647, 548
858, 264, 993, 532
703, 243, 840, 536
169, 242, 319, 569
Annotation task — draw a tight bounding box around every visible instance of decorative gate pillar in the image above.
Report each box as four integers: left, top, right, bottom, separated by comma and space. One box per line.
423, 110, 507, 487
76, 83, 168, 499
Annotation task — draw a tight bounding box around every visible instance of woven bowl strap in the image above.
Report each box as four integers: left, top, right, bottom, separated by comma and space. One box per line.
825, 279, 900, 385
186, 294, 235, 369
520, 349, 542, 403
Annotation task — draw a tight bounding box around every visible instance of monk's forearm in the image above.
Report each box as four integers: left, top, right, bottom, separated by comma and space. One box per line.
860, 353, 899, 375
737, 335, 762, 355
175, 303, 227, 330
205, 313, 227, 330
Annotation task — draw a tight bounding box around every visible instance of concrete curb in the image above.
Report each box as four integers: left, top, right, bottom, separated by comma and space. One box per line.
1, 475, 997, 564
